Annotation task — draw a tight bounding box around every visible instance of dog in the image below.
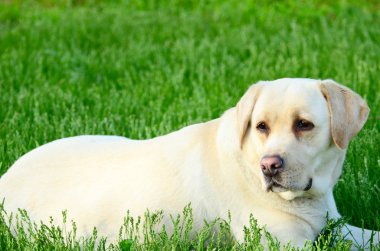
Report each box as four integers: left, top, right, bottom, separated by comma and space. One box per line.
0, 78, 378, 248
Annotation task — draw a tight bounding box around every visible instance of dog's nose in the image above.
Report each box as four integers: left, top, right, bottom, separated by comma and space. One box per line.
261, 155, 284, 177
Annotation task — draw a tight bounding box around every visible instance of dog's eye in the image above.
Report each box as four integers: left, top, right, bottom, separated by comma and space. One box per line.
256, 122, 269, 133
295, 119, 314, 131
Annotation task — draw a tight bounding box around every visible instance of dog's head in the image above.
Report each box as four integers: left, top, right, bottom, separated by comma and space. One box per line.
236, 78, 369, 200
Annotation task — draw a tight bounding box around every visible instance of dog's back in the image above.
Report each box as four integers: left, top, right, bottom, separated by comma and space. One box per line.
0, 121, 219, 240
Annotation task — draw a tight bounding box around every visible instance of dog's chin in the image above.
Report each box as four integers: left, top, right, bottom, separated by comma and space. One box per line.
265, 182, 305, 200
278, 190, 305, 200
264, 178, 313, 200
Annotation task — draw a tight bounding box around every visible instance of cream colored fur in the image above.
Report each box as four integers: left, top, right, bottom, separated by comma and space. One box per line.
0, 78, 377, 249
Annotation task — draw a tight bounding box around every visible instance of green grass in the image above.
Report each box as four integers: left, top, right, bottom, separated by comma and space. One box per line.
0, 203, 357, 250
0, 0, 379, 249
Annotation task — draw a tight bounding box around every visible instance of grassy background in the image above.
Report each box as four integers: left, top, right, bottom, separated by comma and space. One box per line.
0, 0, 379, 249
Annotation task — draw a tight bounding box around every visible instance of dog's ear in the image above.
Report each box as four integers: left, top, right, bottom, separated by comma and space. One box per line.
320, 80, 370, 149
236, 83, 262, 148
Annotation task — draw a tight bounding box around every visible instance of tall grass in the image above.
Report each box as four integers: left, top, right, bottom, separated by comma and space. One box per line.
1, 203, 364, 250
0, 0, 379, 249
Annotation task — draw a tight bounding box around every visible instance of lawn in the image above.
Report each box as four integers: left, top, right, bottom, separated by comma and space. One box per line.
0, 0, 379, 250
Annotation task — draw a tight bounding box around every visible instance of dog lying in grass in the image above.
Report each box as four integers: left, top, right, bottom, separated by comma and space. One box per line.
0, 78, 378, 248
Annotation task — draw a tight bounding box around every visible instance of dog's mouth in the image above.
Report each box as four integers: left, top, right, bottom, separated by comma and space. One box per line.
265, 178, 313, 192
266, 180, 287, 192
303, 178, 313, 191
264, 176, 285, 192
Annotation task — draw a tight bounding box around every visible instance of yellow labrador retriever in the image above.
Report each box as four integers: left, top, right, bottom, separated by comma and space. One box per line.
0, 78, 378, 248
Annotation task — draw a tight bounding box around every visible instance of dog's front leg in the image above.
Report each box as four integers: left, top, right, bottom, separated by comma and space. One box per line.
342, 224, 379, 250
